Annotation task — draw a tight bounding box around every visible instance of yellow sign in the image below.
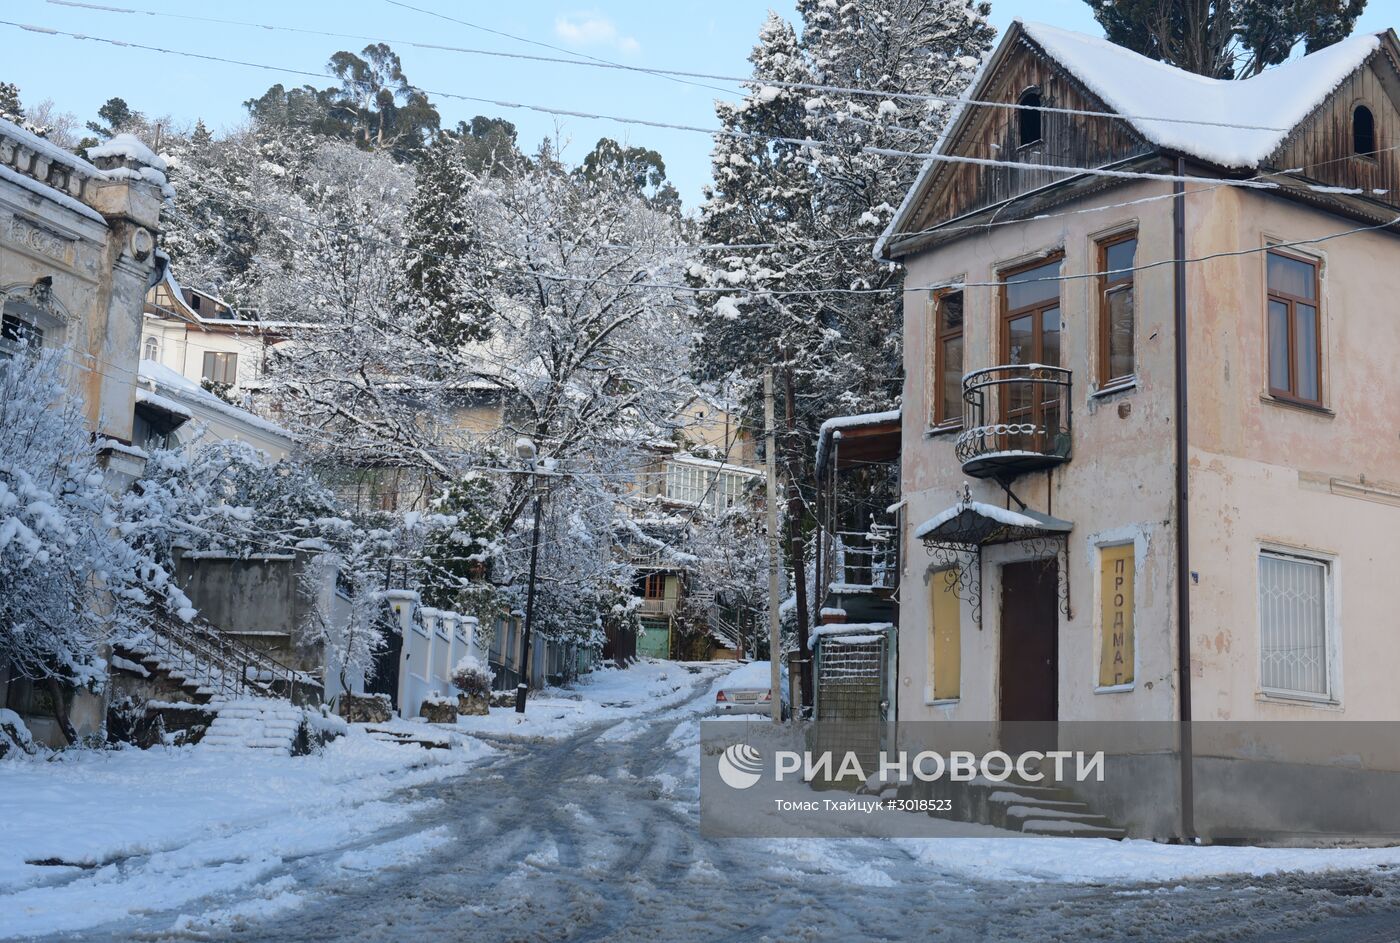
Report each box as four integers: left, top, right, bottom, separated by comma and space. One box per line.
1098, 544, 1135, 687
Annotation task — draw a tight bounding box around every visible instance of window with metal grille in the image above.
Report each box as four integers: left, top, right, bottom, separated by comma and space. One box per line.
1259, 551, 1331, 699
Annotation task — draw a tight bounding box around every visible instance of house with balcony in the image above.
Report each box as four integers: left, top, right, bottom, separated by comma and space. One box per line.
879, 21, 1400, 840
623, 395, 763, 660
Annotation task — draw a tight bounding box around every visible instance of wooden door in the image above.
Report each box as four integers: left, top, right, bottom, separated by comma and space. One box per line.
999, 560, 1059, 724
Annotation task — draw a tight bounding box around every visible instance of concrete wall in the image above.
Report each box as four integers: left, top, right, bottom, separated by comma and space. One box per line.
897, 180, 1182, 727
1184, 185, 1400, 722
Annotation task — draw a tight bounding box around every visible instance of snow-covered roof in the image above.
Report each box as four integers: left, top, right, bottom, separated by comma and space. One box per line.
1021, 22, 1381, 169
137, 358, 293, 442
814, 408, 901, 471
876, 21, 1388, 261
912, 498, 1072, 546
134, 387, 193, 422
809, 621, 893, 649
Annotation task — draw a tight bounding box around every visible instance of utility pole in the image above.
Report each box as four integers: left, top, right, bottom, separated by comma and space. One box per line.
782, 359, 811, 716
515, 439, 544, 714
765, 368, 782, 723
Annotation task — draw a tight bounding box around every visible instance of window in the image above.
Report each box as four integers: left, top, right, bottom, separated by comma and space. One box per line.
1259, 551, 1332, 699
928, 570, 960, 700
142, 336, 159, 361
1097, 544, 1135, 688
1097, 233, 1137, 387
201, 350, 238, 386
665, 461, 752, 513
1000, 255, 1063, 450
1354, 105, 1376, 156
1017, 88, 1042, 147
931, 288, 964, 427
0, 312, 43, 353
637, 572, 666, 600
1266, 250, 1321, 405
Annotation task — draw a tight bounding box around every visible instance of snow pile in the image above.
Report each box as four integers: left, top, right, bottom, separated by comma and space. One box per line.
87, 133, 168, 172
0, 729, 494, 938
913, 499, 1048, 539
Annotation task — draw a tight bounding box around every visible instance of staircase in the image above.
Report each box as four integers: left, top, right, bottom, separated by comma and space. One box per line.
200, 700, 307, 755
897, 768, 1127, 840
112, 608, 322, 707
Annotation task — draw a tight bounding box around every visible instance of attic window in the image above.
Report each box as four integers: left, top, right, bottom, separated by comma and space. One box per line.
1354, 105, 1375, 156
1018, 88, 1043, 147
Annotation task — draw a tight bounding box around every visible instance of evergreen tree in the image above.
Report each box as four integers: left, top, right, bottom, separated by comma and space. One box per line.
1084, 0, 1368, 78
403, 133, 492, 347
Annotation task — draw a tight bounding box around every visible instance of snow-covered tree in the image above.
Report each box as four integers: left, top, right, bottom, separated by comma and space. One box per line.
0, 353, 193, 742
691, 1, 993, 702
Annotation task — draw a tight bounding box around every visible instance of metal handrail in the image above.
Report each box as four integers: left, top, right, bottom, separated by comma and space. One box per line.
956, 364, 1072, 467
132, 607, 322, 704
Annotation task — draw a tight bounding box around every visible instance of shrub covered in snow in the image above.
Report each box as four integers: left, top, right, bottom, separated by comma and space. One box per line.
450, 656, 493, 700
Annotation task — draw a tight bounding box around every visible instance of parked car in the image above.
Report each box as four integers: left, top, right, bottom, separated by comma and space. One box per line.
714, 661, 789, 718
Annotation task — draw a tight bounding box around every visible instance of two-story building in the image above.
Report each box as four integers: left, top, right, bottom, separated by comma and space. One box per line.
880, 21, 1400, 840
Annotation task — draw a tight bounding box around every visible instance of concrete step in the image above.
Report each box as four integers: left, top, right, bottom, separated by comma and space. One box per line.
1019, 818, 1127, 839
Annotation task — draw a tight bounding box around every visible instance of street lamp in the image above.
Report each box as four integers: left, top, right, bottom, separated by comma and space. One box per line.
515, 437, 543, 714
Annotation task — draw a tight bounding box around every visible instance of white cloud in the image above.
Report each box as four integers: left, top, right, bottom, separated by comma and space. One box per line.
554, 11, 640, 55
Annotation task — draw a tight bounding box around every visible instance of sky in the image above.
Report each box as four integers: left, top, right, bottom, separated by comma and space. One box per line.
2, 1, 1395, 209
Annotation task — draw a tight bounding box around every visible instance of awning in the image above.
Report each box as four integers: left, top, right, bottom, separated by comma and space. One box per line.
913, 499, 1071, 548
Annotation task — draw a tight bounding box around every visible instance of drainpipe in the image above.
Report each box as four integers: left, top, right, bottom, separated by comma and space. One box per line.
1173, 157, 1195, 842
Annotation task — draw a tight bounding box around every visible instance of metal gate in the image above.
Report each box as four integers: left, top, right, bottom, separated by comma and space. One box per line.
814, 636, 887, 782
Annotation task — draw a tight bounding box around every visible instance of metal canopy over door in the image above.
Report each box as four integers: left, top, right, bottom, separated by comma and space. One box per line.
999, 559, 1059, 752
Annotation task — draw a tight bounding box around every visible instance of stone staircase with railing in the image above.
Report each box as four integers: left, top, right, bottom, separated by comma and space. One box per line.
112, 609, 322, 708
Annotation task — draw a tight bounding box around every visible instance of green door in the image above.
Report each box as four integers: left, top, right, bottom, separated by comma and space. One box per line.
637, 619, 671, 659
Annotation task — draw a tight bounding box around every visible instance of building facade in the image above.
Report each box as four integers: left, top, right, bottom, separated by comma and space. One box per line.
880, 22, 1400, 839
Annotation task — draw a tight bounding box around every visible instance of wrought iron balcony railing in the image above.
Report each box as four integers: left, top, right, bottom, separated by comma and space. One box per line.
955, 364, 1072, 479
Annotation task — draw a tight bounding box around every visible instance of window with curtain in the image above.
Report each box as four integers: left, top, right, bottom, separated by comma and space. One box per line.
202, 350, 238, 386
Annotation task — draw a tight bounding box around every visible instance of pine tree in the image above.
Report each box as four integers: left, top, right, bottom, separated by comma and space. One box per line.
403, 133, 491, 347
692, 2, 993, 704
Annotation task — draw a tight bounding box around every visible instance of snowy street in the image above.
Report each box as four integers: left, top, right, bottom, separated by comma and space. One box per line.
7, 661, 1400, 942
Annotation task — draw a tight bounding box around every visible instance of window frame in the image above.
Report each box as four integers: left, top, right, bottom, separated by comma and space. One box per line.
201, 350, 239, 386
1264, 248, 1323, 408
1095, 230, 1138, 389
1257, 547, 1337, 704
1353, 103, 1376, 159
1000, 251, 1064, 363
930, 287, 965, 430
1017, 87, 1043, 148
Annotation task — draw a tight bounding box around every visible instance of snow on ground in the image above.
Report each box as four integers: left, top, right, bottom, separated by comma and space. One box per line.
656, 663, 1400, 887
0, 728, 494, 939
453, 658, 725, 742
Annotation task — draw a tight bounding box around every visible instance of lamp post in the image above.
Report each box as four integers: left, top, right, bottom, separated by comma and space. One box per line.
515, 437, 543, 714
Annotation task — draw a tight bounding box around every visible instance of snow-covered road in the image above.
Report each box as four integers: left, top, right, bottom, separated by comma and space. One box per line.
17, 663, 1400, 942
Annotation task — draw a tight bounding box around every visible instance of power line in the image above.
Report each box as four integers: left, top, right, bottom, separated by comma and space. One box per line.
5, 18, 1381, 204
47, 0, 1300, 134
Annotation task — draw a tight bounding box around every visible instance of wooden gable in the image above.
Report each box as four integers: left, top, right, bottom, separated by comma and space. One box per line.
902, 28, 1152, 244
1268, 38, 1400, 209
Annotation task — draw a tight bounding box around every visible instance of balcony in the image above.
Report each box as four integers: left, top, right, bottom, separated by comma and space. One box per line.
955, 364, 1072, 479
